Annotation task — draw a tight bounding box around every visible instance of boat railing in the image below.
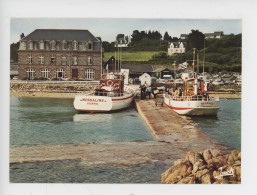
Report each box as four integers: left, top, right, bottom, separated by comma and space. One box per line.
165, 94, 219, 101
76, 91, 126, 97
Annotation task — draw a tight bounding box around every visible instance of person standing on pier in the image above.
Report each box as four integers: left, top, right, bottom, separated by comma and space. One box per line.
147, 85, 152, 99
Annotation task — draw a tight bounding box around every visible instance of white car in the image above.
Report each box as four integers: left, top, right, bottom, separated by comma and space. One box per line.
212, 80, 224, 85
12, 76, 18, 80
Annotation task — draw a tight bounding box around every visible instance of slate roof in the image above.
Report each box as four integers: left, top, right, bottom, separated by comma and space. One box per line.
21, 29, 100, 42
152, 67, 174, 72
121, 64, 153, 72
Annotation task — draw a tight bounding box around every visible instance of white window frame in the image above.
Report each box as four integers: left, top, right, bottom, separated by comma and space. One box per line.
61, 56, 66, 65
56, 69, 65, 78
73, 56, 78, 65
88, 56, 92, 65
26, 68, 35, 78
73, 42, 78, 50
29, 42, 33, 50
50, 55, 55, 64
62, 42, 67, 50
41, 68, 50, 78
40, 42, 44, 50
50, 43, 55, 50
28, 54, 33, 64
88, 43, 92, 50
40, 55, 44, 64
85, 69, 95, 80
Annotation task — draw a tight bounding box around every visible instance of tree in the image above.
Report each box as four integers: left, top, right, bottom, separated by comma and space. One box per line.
187, 29, 205, 50
164, 31, 172, 41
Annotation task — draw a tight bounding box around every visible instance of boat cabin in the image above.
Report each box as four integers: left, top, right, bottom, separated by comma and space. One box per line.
94, 73, 124, 96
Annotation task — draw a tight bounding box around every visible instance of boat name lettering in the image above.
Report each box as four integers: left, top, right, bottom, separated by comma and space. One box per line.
87, 102, 99, 105
80, 98, 105, 102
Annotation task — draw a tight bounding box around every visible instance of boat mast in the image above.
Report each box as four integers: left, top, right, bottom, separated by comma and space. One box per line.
100, 41, 103, 76
203, 37, 205, 76
192, 48, 196, 77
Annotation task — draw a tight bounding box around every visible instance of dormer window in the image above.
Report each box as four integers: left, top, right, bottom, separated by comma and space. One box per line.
29, 41, 33, 50
50, 42, 55, 50
88, 43, 92, 50
73, 41, 78, 50
61, 40, 67, 50
87, 41, 93, 50
39, 41, 44, 50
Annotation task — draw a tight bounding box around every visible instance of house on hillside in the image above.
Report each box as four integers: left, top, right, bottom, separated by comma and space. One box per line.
204, 31, 224, 39
18, 29, 102, 80
115, 34, 130, 47
167, 42, 186, 56
180, 34, 188, 40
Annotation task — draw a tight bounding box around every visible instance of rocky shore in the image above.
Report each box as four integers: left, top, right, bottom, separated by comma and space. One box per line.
161, 149, 241, 184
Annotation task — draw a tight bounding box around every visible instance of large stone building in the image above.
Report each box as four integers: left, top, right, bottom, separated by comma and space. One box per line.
18, 29, 102, 80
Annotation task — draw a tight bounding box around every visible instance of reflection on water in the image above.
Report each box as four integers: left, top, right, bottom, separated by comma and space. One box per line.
73, 113, 113, 123
10, 97, 154, 147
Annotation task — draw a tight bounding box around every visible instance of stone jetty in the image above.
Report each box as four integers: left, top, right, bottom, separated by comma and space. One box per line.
135, 99, 227, 151
161, 149, 241, 184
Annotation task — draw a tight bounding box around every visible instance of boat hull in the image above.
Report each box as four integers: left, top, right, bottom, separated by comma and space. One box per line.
74, 93, 135, 113
164, 95, 219, 116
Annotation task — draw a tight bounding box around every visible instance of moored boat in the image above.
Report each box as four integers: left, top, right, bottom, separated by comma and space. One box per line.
74, 73, 135, 113
164, 76, 219, 116
164, 48, 219, 116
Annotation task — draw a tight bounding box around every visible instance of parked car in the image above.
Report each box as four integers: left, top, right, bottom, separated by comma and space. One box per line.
212, 80, 224, 85
12, 76, 18, 80
174, 79, 183, 84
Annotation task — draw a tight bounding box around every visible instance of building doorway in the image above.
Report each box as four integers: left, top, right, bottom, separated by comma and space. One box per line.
72, 69, 78, 79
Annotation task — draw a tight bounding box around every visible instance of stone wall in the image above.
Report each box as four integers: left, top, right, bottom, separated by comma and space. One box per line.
10, 83, 98, 93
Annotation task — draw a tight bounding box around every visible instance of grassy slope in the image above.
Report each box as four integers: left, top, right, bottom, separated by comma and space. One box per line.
104, 51, 159, 61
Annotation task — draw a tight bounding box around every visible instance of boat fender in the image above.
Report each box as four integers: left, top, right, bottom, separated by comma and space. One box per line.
114, 83, 120, 90
187, 87, 194, 96
99, 83, 106, 89
107, 80, 113, 86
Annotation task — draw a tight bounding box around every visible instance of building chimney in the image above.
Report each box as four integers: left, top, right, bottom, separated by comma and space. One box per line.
20, 33, 25, 40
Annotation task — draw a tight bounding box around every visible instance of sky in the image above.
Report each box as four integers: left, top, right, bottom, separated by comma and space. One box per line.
10, 18, 242, 44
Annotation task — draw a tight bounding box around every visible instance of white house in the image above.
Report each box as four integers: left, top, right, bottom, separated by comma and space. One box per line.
120, 69, 129, 85
139, 73, 151, 86
168, 42, 186, 56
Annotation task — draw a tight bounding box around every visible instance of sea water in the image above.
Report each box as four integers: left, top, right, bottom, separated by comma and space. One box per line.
10, 97, 241, 183
189, 99, 241, 151
10, 97, 154, 148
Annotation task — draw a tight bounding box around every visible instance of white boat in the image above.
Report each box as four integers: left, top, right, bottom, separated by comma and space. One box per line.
164, 76, 219, 116
74, 73, 135, 113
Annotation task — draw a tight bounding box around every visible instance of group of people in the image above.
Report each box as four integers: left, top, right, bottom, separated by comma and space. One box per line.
140, 82, 152, 100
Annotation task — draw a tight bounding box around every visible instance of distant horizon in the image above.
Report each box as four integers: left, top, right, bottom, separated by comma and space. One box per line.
10, 18, 242, 44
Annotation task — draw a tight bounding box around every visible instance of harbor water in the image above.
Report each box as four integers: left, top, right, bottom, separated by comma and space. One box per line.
10, 97, 241, 183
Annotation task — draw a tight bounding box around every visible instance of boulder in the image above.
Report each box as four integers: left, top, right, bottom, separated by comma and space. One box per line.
161, 149, 241, 184
203, 149, 212, 162
161, 159, 193, 184
177, 176, 195, 184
